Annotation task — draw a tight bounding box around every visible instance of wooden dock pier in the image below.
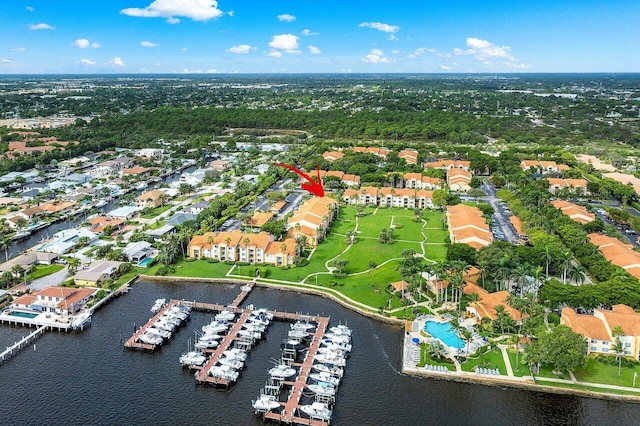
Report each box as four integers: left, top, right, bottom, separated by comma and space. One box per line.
0, 325, 47, 366
124, 300, 179, 351
230, 280, 255, 308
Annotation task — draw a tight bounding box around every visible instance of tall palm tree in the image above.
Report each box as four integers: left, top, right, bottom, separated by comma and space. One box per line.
476, 259, 489, 289
542, 245, 554, 278
558, 250, 573, 284
0, 235, 10, 262
67, 257, 81, 275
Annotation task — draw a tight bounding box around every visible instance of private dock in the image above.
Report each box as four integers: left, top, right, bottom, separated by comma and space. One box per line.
124, 300, 180, 351
0, 325, 47, 366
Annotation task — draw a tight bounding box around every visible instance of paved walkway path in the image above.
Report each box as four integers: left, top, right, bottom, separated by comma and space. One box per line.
498, 344, 515, 377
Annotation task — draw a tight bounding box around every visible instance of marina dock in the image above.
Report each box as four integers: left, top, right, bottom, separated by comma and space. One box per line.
124, 300, 179, 351
0, 325, 47, 366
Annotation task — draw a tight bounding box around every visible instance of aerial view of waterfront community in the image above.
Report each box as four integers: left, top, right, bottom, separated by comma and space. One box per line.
2, 1, 640, 425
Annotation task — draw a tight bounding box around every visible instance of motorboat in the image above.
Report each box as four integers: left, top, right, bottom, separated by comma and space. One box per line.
237, 329, 261, 340
320, 339, 352, 353
215, 310, 236, 322
243, 322, 266, 333
194, 337, 220, 350
202, 320, 229, 334
280, 340, 306, 352
314, 353, 346, 367
307, 383, 336, 397
138, 332, 163, 346
291, 321, 315, 331
309, 372, 341, 386
147, 327, 171, 339
219, 356, 244, 370
317, 347, 348, 358
268, 364, 296, 380
179, 351, 207, 367
209, 364, 239, 381
299, 402, 332, 421
248, 313, 270, 326
95, 199, 107, 208
312, 363, 344, 377
288, 329, 309, 340
167, 306, 189, 321
223, 348, 248, 362
153, 319, 176, 332
200, 332, 224, 341
158, 315, 181, 328
251, 308, 273, 320
329, 324, 352, 337
323, 333, 350, 344
252, 395, 280, 413
135, 181, 148, 190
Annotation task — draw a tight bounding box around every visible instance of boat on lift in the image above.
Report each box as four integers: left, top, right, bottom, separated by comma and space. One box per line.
252, 395, 280, 413
179, 351, 207, 367
299, 402, 333, 422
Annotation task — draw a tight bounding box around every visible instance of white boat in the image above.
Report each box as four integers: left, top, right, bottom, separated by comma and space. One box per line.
299, 402, 332, 421
153, 319, 176, 332
200, 332, 224, 341
312, 363, 344, 377
307, 383, 336, 396
268, 364, 297, 380
202, 320, 229, 334
147, 326, 171, 339
223, 348, 248, 362
329, 324, 352, 336
288, 329, 309, 340
248, 313, 270, 326
309, 372, 341, 386
150, 298, 166, 313
317, 347, 348, 358
135, 181, 148, 190
194, 338, 220, 350
138, 332, 163, 346
314, 353, 346, 367
252, 395, 280, 412
323, 333, 350, 344
95, 199, 107, 208
167, 306, 189, 321
209, 364, 239, 381
251, 308, 274, 320
158, 315, 181, 327
320, 340, 352, 353
291, 321, 315, 331
219, 356, 244, 370
243, 322, 266, 333
237, 329, 261, 340
179, 351, 207, 367
215, 310, 235, 321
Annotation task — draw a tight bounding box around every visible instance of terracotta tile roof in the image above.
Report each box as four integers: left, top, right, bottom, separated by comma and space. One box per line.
88, 216, 125, 233
123, 166, 150, 175
271, 200, 287, 211
322, 151, 344, 162
551, 200, 595, 224
248, 211, 274, 227
602, 172, 640, 194
562, 308, 611, 341
597, 305, 640, 335
509, 216, 524, 235
39, 200, 77, 213
13, 294, 37, 306
548, 178, 587, 188
588, 233, 640, 277
265, 238, 296, 255
425, 159, 470, 169
37, 286, 78, 299
136, 189, 165, 202
464, 283, 524, 321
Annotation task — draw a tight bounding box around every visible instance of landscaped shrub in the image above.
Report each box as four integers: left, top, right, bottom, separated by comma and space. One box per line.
183, 257, 196, 262
256, 267, 270, 278
296, 259, 309, 267
547, 313, 560, 325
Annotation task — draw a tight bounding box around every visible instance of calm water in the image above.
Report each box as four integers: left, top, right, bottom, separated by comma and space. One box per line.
1, 280, 639, 426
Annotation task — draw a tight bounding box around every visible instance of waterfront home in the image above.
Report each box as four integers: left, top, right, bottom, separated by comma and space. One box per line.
145, 224, 176, 241
446, 204, 492, 249
210, 159, 231, 171
106, 206, 139, 220
0, 252, 59, 275
0, 169, 40, 183
166, 212, 197, 226
11, 206, 44, 222
38, 200, 77, 215
11, 286, 96, 315
463, 282, 525, 324
588, 233, 640, 280
446, 169, 472, 192
561, 304, 640, 360
136, 189, 166, 209
88, 157, 134, 178
73, 260, 122, 286
188, 230, 297, 266
136, 148, 164, 159
551, 200, 595, 224
122, 166, 151, 179
87, 216, 125, 235
39, 228, 98, 254
186, 201, 210, 215
547, 178, 588, 195
122, 241, 152, 263
287, 197, 338, 247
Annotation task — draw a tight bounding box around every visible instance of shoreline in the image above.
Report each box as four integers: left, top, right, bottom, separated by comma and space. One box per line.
138, 273, 640, 404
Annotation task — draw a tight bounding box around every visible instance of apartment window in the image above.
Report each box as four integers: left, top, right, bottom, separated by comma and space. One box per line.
602, 341, 609, 345
624, 343, 631, 348
602, 348, 609, 353
590, 346, 597, 352
590, 339, 596, 344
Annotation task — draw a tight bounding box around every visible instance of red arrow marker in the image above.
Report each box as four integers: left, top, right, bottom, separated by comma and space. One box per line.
275, 163, 325, 197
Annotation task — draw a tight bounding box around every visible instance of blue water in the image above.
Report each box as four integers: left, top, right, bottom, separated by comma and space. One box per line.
8, 311, 39, 319
425, 321, 465, 349
138, 257, 153, 267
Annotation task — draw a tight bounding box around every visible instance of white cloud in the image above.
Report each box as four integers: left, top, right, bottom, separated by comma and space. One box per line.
267, 51, 283, 58
2, 59, 14, 64
181, 47, 188, 51
362, 48, 390, 63
121, 0, 223, 23
454, 37, 515, 60
268, 34, 300, 53
308, 45, 321, 55
439, 64, 451, 70
73, 39, 100, 49
28, 23, 55, 30
277, 14, 296, 22
227, 44, 254, 54
106, 57, 125, 67
388, 34, 399, 41
11, 47, 27, 53
26, 6, 34, 12
359, 22, 400, 34
79, 59, 97, 65
140, 40, 160, 47
301, 29, 317, 36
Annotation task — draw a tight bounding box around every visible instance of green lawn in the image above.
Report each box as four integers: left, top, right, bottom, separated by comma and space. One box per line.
424, 228, 450, 244
391, 215, 426, 242
168, 259, 233, 278
141, 205, 172, 219
461, 347, 507, 375
423, 244, 447, 261
422, 209, 445, 228
507, 349, 531, 377
333, 238, 421, 273
418, 344, 456, 370
29, 264, 64, 279
573, 356, 640, 387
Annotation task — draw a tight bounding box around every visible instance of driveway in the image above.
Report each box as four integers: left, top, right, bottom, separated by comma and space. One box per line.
28, 267, 70, 291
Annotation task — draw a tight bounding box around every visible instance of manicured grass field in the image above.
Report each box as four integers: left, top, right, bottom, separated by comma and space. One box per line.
29, 264, 64, 279
573, 356, 640, 387
507, 349, 531, 377
141, 205, 172, 219
418, 344, 456, 370
461, 347, 507, 375
168, 259, 233, 278
333, 238, 421, 273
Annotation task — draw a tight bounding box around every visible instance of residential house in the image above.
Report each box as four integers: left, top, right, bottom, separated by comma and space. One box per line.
322, 151, 344, 162
519, 160, 570, 174
287, 197, 338, 247
352, 146, 390, 158
402, 172, 443, 190
88, 157, 134, 178
136, 189, 166, 209
424, 159, 471, 170
247, 211, 274, 228
210, 159, 231, 171
551, 200, 595, 224
166, 212, 197, 226
145, 224, 176, 241
87, 216, 125, 235
186, 201, 210, 215
106, 206, 139, 220
447, 169, 473, 192
136, 148, 164, 159
122, 166, 151, 179
39, 200, 77, 215
38, 228, 98, 254
315, 170, 361, 187
73, 260, 122, 286
547, 178, 588, 195
12, 206, 44, 222
464, 282, 525, 323
588, 233, 640, 280
561, 305, 640, 359
11, 286, 96, 315
446, 204, 493, 249
0, 252, 59, 274
122, 241, 153, 263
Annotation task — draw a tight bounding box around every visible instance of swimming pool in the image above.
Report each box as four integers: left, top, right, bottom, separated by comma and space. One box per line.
138, 257, 154, 267
8, 311, 40, 319
424, 321, 465, 349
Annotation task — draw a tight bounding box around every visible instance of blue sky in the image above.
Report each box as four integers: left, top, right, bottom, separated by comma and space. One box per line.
1, 0, 638, 74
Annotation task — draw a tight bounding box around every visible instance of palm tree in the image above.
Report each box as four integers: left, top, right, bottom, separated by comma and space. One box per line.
206, 235, 214, 259
294, 236, 308, 255
0, 235, 10, 262
461, 327, 474, 356
567, 264, 587, 285
476, 259, 489, 289
494, 305, 509, 335
558, 250, 573, 284
542, 245, 554, 278
611, 325, 625, 376
67, 257, 81, 274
